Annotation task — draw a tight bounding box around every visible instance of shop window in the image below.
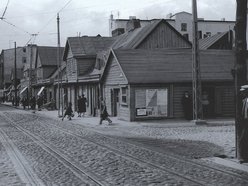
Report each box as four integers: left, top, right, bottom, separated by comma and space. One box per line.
135, 88, 168, 117
121, 87, 127, 104
181, 23, 187, 31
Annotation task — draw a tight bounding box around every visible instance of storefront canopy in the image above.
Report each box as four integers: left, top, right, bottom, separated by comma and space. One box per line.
37, 86, 45, 96
20, 87, 28, 94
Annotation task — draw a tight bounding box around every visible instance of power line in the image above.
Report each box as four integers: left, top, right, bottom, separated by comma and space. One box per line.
36, 0, 73, 36
2, 19, 31, 35
0, 0, 10, 19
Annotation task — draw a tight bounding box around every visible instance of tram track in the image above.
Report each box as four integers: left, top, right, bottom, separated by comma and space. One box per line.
3, 112, 206, 185
3, 111, 248, 185
1, 113, 107, 186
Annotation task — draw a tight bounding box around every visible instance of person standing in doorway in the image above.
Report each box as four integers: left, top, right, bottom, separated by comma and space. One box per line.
181, 91, 193, 120
77, 96, 83, 117
81, 94, 87, 117
30, 96, 36, 113
99, 97, 112, 125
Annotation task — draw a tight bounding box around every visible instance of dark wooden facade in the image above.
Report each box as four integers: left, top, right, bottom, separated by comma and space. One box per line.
102, 49, 237, 121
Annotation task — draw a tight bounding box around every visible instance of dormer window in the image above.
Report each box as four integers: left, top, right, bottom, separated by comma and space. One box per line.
181, 23, 187, 31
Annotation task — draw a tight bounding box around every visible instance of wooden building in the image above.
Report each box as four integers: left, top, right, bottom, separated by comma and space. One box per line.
101, 48, 238, 121
62, 36, 116, 115
62, 19, 191, 116
32, 46, 64, 104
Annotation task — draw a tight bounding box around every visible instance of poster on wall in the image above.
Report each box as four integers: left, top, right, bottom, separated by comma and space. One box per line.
136, 108, 147, 116
135, 88, 168, 117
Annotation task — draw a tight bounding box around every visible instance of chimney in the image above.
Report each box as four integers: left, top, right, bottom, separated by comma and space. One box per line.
126, 17, 141, 32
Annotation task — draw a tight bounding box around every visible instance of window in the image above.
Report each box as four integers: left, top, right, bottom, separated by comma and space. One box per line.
22, 57, 26, 63
181, 23, 187, 31
135, 88, 168, 117
121, 87, 127, 104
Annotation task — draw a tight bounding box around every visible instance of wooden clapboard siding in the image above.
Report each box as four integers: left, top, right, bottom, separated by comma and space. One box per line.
77, 58, 95, 76
173, 84, 192, 118
104, 56, 128, 85
119, 105, 130, 121
221, 86, 235, 117
67, 47, 73, 59
104, 85, 113, 116
138, 23, 191, 49
66, 58, 77, 82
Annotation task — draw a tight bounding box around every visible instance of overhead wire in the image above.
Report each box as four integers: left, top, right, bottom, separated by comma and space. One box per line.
0, 0, 10, 19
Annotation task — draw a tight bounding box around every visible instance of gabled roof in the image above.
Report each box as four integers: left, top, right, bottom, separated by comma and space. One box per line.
103, 48, 235, 84
111, 19, 192, 49
199, 32, 230, 50
63, 36, 116, 60
37, 46, 64, 66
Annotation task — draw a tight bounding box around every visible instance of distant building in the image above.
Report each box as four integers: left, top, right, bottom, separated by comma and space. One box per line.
0, 47, 26, 91
109, 11, 235, 42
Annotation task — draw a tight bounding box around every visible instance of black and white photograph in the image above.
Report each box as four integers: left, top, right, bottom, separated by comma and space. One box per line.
0, 0, 248, 185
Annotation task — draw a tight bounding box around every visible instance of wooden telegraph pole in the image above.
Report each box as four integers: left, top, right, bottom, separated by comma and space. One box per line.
235, 0, 248, 162
192, 0, 204, 124
57, 13, 62, 117
14, 42, 17, 106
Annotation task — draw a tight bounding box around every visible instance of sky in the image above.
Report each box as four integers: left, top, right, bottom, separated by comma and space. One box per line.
0, 0, 236, 51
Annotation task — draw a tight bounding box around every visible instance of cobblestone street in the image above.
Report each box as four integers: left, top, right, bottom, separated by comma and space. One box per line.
0, 105, 248, 185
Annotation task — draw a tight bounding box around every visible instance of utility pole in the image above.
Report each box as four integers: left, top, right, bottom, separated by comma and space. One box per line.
28, 44, 33, 109
14, 41, 17, 107
235, 0, 248, 162
192, 0, 204, 124
57, 13, 62, 117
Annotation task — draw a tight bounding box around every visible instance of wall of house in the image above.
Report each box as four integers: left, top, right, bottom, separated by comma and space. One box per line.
172, 83, 235, 119
104, 56, 128, 85
66, 58, 77, 82
103, 55, 129, 120
138, 22, 191, 49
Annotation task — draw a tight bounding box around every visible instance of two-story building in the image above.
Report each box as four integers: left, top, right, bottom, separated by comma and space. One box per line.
109, 11, 235, 42
62, 35, 116, 115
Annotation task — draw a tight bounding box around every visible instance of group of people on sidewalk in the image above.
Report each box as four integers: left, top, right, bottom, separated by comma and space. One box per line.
62, 95, 112, 125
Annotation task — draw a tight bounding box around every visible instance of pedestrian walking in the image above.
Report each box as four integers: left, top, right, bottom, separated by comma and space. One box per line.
30, 96, 36, 113
21, 97, 27, 109
37, 96, 43, 111
62, 102, 74, 121
99, 97, 112, 125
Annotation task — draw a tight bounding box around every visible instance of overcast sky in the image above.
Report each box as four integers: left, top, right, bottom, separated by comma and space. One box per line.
0, 0, 236, 50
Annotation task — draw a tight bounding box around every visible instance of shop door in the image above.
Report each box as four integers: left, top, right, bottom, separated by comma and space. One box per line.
111, 89, 120, 116
202, 87, 215, 118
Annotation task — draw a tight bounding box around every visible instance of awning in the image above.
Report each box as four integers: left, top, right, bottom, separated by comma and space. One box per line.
20, 87, 28, 94
7, 91, 12, 96
37, 86, 45, 96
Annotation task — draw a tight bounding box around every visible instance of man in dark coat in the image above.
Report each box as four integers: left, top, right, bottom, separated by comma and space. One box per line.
181, 91, 193, 120
62, 102, 73, 121
99, 97, 112, 125
81, 94, 87, 117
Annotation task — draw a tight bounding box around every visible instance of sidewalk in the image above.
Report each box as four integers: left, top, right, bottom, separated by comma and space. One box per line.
2, 102, 235, 127
2, 102, 248, 173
